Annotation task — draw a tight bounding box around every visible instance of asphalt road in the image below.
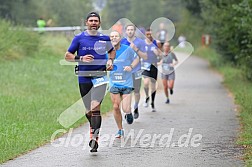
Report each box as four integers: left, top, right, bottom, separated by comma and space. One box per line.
1, 54, 244, 167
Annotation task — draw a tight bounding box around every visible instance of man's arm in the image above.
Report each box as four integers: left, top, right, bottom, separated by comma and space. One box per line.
136, 48, 147, 60
108, 49, 116, 61
124, 56, 140, 72
65, 52, 94, 63
154, 47, 163, 57
131, 56, 140, 69
106, 49, 116, 71
65, 51, 76, 62
130, 43, 147, 60
65, 35, 80, 62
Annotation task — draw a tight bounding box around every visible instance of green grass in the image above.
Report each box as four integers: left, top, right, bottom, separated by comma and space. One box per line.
0, 33, 112, 163
195, 46, 252, 166
0, 20, 40, 60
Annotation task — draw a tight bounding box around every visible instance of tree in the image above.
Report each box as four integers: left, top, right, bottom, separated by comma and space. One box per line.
184, 0, 252, 80
0, 0, 93, 26
182, 0, 202, 18
0, 0, 37, 25
127, 0, 162, 28
232, 0, 252, 79
160, 0, 183, 22
101, 0, 132, 29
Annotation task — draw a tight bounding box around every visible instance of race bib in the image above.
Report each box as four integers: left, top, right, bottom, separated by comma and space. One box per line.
134, 70, 143, 80
141, 62, 151, 71
162, 64, 173, 75
91, 76, 109, 87
111, 72, 126, 83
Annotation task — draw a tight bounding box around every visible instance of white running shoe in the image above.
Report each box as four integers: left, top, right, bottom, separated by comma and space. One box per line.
143, 102, 148, 107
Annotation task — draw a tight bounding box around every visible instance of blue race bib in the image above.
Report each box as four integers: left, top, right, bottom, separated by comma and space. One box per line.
111, 72, 126, 83
91, 76, 109, 87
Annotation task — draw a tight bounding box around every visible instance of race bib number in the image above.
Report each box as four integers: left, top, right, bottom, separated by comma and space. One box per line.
162, 64, 173, 75
141, 62, 151, 71
134, 70, 143, 80
111, 72, 126, 83
91, 76, 108, 87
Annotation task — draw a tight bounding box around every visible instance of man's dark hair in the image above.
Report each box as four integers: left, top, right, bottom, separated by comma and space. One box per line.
146, 28, 151, 32
86, 11, 100, 21
125, 24, 136, 30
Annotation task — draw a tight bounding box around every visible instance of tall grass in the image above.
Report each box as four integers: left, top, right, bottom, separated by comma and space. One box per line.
0, 20, 40, 60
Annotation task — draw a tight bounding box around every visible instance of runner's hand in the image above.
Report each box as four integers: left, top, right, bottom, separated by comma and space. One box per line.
169, 63, 175, 67
80, 55, 94, 62
106, 59, 113, 71
124, 66, 132, 72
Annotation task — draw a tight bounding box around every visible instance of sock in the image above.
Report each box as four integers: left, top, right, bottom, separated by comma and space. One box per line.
90, 110, 101, 140
145, 97, 150, 103
151, 91, 156, 104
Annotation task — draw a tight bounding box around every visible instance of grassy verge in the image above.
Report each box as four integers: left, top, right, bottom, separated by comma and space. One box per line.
0, 33, 112, 163
0, 20, 40, 61
195, 46, 252, 166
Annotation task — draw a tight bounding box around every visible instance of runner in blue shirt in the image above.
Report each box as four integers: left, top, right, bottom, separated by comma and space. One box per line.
142, 28, 161, 112
65, 12, 116, 152
121, 24, 147, 119
109, 30, 139, 138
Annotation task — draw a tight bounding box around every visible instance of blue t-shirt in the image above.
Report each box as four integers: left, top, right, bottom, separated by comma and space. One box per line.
120, 37, 146, 73
143, 40, 159, 64
109, 44, 137, 88
68, 31, 113, 83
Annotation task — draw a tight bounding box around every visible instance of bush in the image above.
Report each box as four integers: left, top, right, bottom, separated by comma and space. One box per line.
232, 0, 252, 80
